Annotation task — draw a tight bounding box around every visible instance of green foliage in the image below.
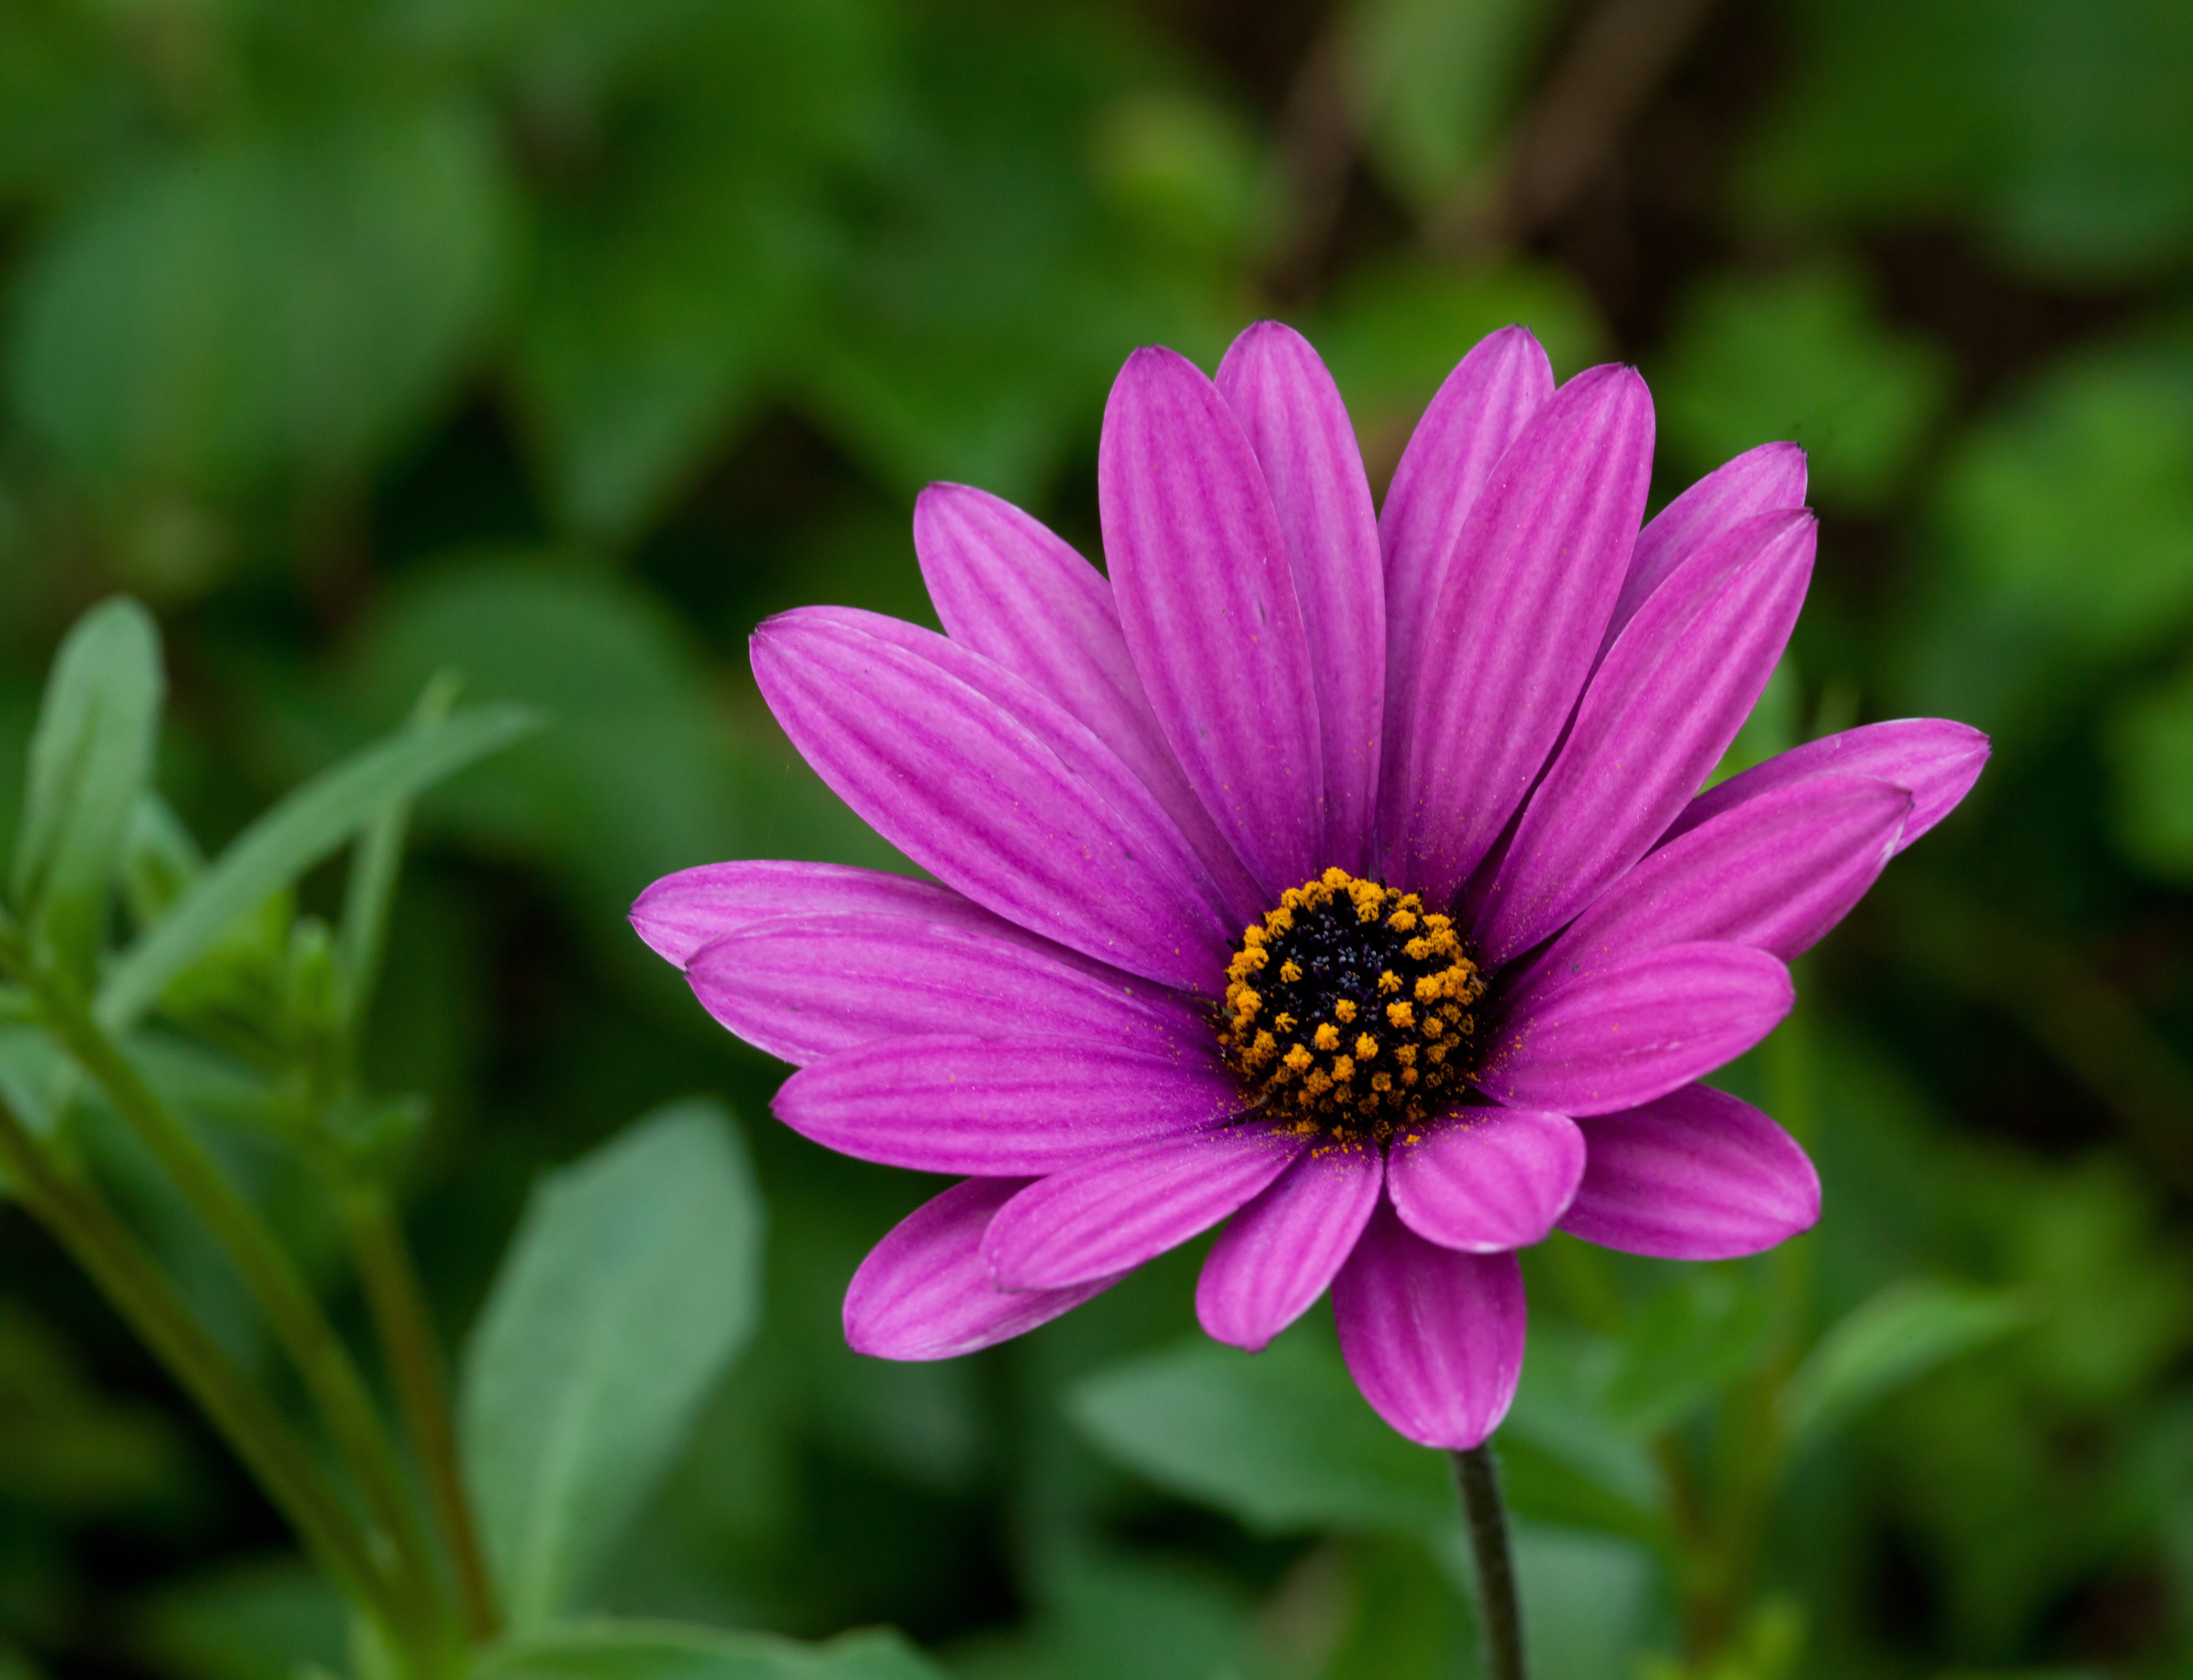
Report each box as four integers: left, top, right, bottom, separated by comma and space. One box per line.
0, 0, 2188, 1677
11, 598, 163, 978
1652, 264, 1952, 510
475, 1623, 945, 1680
1068, 1324, 1452, 1538
97, 702, 540, 1032
1745, 0, 2193, 276
9, 107, 511, 503
461, 1100, 765, 1628
1780, 1279, 2032, 1448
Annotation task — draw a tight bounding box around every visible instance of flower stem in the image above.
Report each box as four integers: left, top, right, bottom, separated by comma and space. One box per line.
0, 1093, 403, 1630
0, 937, 445, 1637
1453, 1445, 1525, 1680
339, 1179, 499, 1638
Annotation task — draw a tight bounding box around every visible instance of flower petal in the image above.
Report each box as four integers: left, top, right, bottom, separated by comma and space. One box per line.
1218, 321, 1385, 873
1332, 1202, 1526, 1449
1101, 346, 1325, 895
1562, 1084, 1820, 1259
1387, 1106, 1585, 1254
1196, 1141, 1383, 1351
773, 1033, 1240, 1175
1511, 776, 1912, 1015
914, 483, 1265, 923
1389, 364, 1656, 906
844, 1178, 1118, 1360
1477, 510, 1817, 961
1380, 327, 1556, 816
1603, 441, 1809, 653
1483, 942, 1793, 1117
687, 913, 1205, 1067
752, 608, 1232, 991
982, 1125, 1305, 1290
633, 859, 1008, 970
1664, 718, 1991, 857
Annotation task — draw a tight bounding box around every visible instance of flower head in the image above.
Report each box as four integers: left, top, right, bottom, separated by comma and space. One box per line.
633, 322, 1989, 1448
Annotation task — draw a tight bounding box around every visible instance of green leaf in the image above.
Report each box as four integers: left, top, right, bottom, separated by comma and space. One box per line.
1652, 263, 1952, 510
8, 103, 511, 500
1067, 1325, 1452, 1538
1343, 0, 1558, 211
474, 1622, 943, 1680
1781, 1278, 2034, 1448
131, 1560, 348, 1680
94, 705, 537, 1033
1315, 258, 1606, 432
1739, 0, 2193, 278
11, 597, 164, 977
2109, 662, 2193, 877
1508, 1524, 1656, 1680
957, 1550, 1260, 1680
460, 1101, 766, 1628
1604, 1269, 1776, 1434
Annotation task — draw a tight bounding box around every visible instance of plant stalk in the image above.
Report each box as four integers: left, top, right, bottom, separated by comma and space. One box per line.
1454, 1444, 1525, 1680
0, 1095, 403, 1629
341, 1179, 498, 1638
0, 937, 445, 1636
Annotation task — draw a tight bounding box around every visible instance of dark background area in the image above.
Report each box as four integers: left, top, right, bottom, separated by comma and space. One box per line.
3, 0, 2192, 1676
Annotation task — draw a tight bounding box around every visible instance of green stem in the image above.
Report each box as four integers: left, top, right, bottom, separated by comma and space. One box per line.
1453, 1445, 1525, 1680
341, 1180, 498, 1638
0, 1095, 401, 1628
2, 937, 445, 1639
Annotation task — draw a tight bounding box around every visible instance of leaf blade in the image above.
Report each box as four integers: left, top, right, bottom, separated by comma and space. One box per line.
94, 704, 536, 1032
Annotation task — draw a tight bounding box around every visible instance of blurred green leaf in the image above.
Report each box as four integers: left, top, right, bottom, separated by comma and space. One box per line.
1507, 1523, 1656, 1680
1495, 1329, 1666, 1545
957, 1550, 1261, 1680
349, 557, 799, 916
1066, 1325, 1452, 1538
2108, 665, 2193, 877
1781, 1278, 2033, 1448
1743, 0, 2193, 277
132, 1561, 347, 1680
1317, 258, 1604, 421
1086, 90, 1275, 262
475, 1622, 944, 1680
511, 3, 881, 538
96, 703, 537, 1032
1605, 1269, 1775, 1434
8, 103, 512, 501
1653, 264, 1951, 510
11, 596, 163, 977
1901, 339, 2193, 736
461, 1099, 765, 1628
0, 1299, 186, 1514
1343, 0, 1556, 212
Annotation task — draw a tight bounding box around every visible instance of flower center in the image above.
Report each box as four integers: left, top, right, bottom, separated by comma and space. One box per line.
1217, 868, 1487, 1144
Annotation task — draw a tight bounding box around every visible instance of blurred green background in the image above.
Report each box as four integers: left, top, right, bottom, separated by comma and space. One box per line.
2, 0, 2192, 1676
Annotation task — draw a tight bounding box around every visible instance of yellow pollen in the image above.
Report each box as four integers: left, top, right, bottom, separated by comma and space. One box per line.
1214, 869, 1487, 1147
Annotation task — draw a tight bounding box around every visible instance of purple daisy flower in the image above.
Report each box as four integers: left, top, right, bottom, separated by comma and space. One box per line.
633, 322, 1989, 1449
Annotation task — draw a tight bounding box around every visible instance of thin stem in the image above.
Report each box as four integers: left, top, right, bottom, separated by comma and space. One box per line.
341, 1180, 498, 1638
0, 1095, 401, 1628
341, 673, 460, 1017
0, 938, 445, 1636
1453, 1445, 1525, 1680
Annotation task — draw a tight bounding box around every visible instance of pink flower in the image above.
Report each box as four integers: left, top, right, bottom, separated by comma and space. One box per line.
633, 323, 1988, 1449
